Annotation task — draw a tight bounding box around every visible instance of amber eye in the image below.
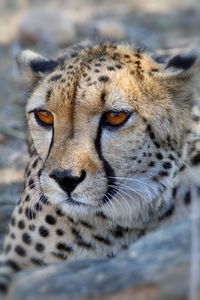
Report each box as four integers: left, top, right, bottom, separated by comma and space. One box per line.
105, 111, 129, 126
35, 110, 53, 126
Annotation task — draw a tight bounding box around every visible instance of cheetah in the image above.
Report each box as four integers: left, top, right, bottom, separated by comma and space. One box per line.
0, 41, 200, 294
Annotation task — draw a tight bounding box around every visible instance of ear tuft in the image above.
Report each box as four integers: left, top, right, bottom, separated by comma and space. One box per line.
16, 50, 59, 84
166, 53, 197, 70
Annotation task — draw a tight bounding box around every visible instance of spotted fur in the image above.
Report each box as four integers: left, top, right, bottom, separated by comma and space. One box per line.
1, 41, 200, 294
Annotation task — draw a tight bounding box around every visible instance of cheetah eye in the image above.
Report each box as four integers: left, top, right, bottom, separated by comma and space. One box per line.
104, 111, 130, 127
35, 110, 53, 127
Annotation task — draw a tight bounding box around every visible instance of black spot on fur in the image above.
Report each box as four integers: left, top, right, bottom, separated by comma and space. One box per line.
115, 64, 122, 69
32, 159, 38, 168
30, 257, 46, 266
68, 216, 75, 223
34, 202, 42, 211
99, 75, 109, 83
39, 194, 49, 204
156, 152, 163, 160
93, 234, 111, 245
45, 215, 56, 225
11, 217, 15, 227
18, 220, 25, 230
29, 224, 35, 231
159, 171, 169, 177
163, 161, 172, 169
131, 156, 137, 160
193, 115, 200, 122
107, 66, 115, 71
148, 161, 155, 167
51, 251, 67, 260
166, 54, 196, 70
168, 154, 175, 160
56, 229, 64, 236
154, 141, 160, 148
172, 187, 177, 198
22, 232, 32, 245
149, 132, 155, 139
25, 207, 36, 220
184, 190, 191, 205
10, 233, 16, 239
146, 125, 155, 139
38, 169, 42, 177
79, 220, 93, 229
25, 194, 30, 202
77, 240, 94, 249
95, 211, 107, 219
191, 153, 200, 165
39, 226, 49, 237
71, 227, 82, 240
111, 225, 129, 238
56, 208, 64, 216
35, 243, 45, 252
101, 92, 106, 104
146, 124, 151, 132
15, 245, 26, 257
28, 179, 35, 189
50, 74, 62, 82
57, 243, 73, 252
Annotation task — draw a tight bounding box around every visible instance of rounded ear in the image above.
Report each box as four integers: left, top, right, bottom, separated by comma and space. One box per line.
165, 52, 197, 71
16, 50, 60, 85
153, 50, 200, 108
160, 50, 200, 80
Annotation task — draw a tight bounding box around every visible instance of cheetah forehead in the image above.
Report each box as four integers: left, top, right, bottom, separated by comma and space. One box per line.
26, 45, 164, 115
25, 41, 199, 123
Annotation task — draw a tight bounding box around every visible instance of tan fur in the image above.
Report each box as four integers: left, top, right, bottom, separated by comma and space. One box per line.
0, 41, 200, 294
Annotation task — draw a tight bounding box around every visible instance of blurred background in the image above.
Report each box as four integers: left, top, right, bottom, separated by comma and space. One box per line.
0, 0, 200, 248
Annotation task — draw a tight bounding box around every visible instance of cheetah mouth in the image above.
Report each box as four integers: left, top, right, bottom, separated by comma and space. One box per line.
65, 197, 89, 207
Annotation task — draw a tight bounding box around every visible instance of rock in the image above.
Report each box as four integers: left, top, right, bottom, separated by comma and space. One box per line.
7, 213, 200, 300
19, 7, 77, 47
95, 20, 126, 40
0, 133, 5, 144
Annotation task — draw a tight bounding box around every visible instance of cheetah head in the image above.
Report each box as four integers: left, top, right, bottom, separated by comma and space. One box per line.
17, 42, 200, 227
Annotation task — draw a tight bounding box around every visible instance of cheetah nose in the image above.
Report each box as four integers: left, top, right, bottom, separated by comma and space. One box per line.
49, 169, 86, 196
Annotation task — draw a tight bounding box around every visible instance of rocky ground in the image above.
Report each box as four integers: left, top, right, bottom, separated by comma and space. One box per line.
0, 0, 200, 299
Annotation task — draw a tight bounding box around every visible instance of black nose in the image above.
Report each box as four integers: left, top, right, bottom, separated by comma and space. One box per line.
49, 169, 86, 196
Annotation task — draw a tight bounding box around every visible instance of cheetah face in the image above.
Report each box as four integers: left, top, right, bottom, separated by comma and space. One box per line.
18, 43, 199, 225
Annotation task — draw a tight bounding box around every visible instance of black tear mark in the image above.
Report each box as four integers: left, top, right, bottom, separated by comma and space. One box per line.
98, 76, 109, 83
94, 121, 116, 204
49, 74, 62, 82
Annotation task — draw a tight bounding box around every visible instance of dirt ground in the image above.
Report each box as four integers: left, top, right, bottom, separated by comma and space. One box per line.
0, 0, 200, 248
